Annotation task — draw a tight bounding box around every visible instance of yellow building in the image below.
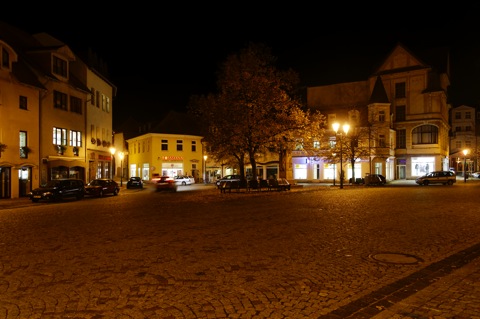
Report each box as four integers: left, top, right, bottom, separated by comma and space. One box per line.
126, 111, 204, 182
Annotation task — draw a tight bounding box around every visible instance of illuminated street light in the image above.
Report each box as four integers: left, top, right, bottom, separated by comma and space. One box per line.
463, 149, 469, 183
119, 152, 124, 187
109, 147, 116, 179
203, 155, 208, 184
332, 122, 350, 189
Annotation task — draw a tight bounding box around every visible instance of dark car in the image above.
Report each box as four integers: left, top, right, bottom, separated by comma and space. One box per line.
156, 176, 177, 192
365, 174, 386, 185
127, 177, 143, 189
85, 178, 120, 197
215, 175, 243, 188
28, 179, 85, 202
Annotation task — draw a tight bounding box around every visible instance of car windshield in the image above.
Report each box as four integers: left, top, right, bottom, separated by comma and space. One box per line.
89, 180, 105, 186
43, 180, 62, 188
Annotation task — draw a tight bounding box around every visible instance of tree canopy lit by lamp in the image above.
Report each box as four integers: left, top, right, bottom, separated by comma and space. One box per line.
332, 122, 350, 189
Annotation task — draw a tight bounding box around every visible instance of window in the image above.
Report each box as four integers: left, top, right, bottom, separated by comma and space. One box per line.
348, 110, 359, 125
412, 125, 438, 144
455, 141, 461, 149
96, 91, 100, 107
19, 96, 27, 110
53, 91, 68, 110
395, 82, 406, 98
396, 129, 406, 149
161, 139, 168, 151
19, 131, 27, 158
106, 96, 110, 113
176, 140, 183, 151
379, 110, 385, 122
70, 130, 82, 147
396, 105, 405, 121
2, 47, 10, 68
378, 134, 386, 147
53, 127, 67, 145
466, 140, 472, 148
52, 56, 67, 77
465, 111, 471, 119
455, 112, 461, 119
90, 88, 96, 105
455, 126, 461, 132
102, 94, 105, 111
313, 141, 320, 149
70, 96, 82, 114
466, 126, 472, 131
191, 140, 197, 152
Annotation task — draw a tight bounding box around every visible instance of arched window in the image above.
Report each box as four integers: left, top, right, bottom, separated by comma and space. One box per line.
412, 125, 438, 144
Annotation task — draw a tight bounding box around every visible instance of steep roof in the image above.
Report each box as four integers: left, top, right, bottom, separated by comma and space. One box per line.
368, 76, 390, 104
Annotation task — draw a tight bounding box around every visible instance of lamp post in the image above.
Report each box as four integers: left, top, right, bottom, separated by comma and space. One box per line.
332, 122, 350, 189
203, 155, 208, 184
463, 149, 468, 183
332, 153, 336, 186
119, 152, 124, 187
109, 147, 116, 179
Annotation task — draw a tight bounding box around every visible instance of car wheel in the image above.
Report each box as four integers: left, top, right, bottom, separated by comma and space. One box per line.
113, 189, 118, 195
447, 180, 454, 185
182, 181, 186, 186
32, 199, 39, 203
99, 190, 104, 197
424, 180, 429, 186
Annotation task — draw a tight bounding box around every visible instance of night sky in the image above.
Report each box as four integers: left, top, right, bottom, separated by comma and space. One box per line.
2, 8, 480, 127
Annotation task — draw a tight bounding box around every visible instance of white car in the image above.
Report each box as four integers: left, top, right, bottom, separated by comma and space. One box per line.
471, 172, 480, 178
174, 176, 194, 186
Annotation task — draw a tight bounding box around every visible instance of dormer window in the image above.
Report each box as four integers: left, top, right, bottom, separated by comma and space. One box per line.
2, 48, 10, 69
53, 55, 68, 78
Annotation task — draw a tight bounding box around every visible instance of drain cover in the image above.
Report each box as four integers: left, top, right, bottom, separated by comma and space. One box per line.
369, 253, 422, 265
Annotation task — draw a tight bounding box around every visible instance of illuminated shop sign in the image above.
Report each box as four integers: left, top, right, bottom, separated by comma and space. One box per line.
161, 156, 184, 161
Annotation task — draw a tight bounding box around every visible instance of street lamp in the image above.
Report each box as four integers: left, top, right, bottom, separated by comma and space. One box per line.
332, 122, 350, 189
119, 152, 124, 187
203, 155, 208, 184
109, 147, 116, 179
332, 153, 336, 186
463, 149, 469, 183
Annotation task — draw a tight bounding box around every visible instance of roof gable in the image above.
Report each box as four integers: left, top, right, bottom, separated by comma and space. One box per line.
375, 43, 428, 74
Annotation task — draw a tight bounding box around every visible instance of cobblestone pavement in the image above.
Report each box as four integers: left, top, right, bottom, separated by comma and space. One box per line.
0, 181, 480, 318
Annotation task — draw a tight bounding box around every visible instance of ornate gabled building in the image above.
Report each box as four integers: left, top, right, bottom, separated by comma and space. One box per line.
305, 43, 451, 181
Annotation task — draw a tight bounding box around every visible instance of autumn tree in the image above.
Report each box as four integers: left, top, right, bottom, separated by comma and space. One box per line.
188, 42, 325, 181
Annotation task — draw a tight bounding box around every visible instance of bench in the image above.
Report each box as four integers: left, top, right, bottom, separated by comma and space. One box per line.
219, 180, 248, 193
267, 178, 291, 191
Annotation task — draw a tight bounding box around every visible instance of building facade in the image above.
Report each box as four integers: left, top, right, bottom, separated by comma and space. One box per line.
0, 21, 115, 199
449, 105, 478, 175
304, 43, 451, 181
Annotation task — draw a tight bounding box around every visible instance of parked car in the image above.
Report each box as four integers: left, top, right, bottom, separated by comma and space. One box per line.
215, 175, 243, 188
28, 179, 85, 202
126, 176, 144, 189
365, 174, 386, 185
174, 175, 194, 186
85, 178, 120, 197
471, 172, 480, 178
156, 176, 177, 192
415, 171, 456, 186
